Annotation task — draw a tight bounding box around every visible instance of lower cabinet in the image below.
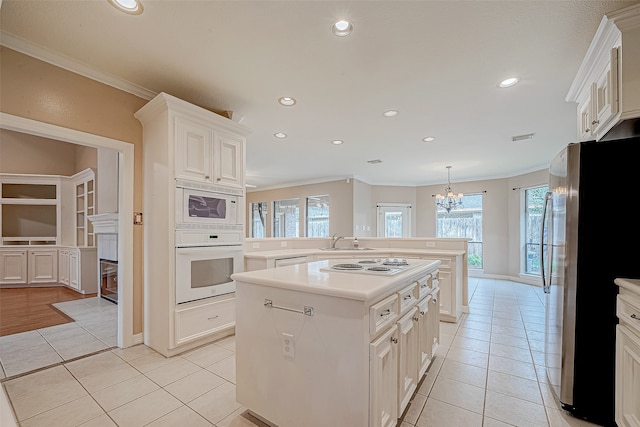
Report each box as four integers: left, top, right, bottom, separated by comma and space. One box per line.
615, 279, 640, 427
174, 295, 236, 347
370, 325, 399, 427
0, 249, 28, 284
370, 285, 440, 427
28, 249, 58, 284
59, 247, 97, 294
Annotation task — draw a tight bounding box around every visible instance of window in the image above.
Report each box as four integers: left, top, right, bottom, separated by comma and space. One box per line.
249, 202, 267, 238
273, 198, 299, 237
524, 185, 548, 275
306, 195, 329, 237
436, 193, 483, 269
377, 203, 411, 237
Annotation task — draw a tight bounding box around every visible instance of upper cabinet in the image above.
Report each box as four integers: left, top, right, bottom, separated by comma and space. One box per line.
137, 92, 250, 194
567, 4, 640, 141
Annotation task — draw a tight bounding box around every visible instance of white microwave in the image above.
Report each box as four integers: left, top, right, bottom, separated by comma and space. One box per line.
176, 187, 239, 226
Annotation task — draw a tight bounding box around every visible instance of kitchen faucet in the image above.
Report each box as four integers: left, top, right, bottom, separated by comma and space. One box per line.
330, 233, 343, 249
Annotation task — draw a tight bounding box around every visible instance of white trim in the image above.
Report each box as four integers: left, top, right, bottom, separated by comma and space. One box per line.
0, 112, 137, 349
0, 31, 156, 101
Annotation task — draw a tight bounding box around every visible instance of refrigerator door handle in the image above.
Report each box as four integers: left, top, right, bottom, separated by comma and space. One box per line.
541, 191, 552, 294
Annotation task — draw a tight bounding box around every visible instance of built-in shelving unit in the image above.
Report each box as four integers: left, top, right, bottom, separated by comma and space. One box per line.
74, 169, 95, 247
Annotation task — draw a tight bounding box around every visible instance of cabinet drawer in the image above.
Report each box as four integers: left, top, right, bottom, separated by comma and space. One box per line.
617, 294, 640, 336
175, 297, 235, 346
370, 294, 398, 336
416, 274, 432, 300
398, 283, 418, 315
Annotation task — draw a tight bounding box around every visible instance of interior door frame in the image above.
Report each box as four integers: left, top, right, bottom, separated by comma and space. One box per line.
1, 112, 136, 348
376, 203, 412, 238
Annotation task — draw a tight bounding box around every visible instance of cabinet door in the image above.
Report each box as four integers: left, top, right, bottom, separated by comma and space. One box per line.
58, 250, 69, 285
397, 307, 419, 415
0, 250, 28, 284
28, 250, 58, 284
370, 325, 399, 427
429, 288, 441, 356
437, 269, 453, 320
418, 295, 432, 379
69, 250, 80, 290
615, 325, 640, 427
577, 91, 594, 141
593, 47, 619, 138
175, 116, 214, 184
214, 131, 244, 189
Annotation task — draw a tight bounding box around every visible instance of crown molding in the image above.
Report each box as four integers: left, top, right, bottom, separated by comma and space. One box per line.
0, 31, 157, 100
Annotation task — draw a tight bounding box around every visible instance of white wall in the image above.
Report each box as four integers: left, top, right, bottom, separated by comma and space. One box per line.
353, 179, 373, 237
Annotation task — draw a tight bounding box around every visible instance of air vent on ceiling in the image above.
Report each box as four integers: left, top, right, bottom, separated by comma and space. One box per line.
367, 159, 382, 164
512, 133, 535, 142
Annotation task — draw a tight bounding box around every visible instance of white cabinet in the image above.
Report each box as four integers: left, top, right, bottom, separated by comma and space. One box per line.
397, 307, 419, 415
27, 249, 57, 284
174, 116, 245, 190
421, 256, 461, 322
174, 295, 236, 346
0, 250, 27, 284
370, 325, 399, 427
58, 249, 70, 285
615, 278, 640, 427
73, 169, 95, 247
135, 92, 251, 357
567, 4, 640, 141
58, 247, 97, 294
175, 116, 214, 184
214, 131, 244, 189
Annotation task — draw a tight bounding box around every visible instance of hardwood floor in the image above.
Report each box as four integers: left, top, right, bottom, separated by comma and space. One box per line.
0, 287, 96, 336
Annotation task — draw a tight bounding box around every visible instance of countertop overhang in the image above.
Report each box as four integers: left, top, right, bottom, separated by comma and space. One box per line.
232, 259, 441, 303
244, 247, 465, 260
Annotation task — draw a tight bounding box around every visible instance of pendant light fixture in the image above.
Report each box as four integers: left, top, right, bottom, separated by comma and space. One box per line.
436, 166, 464, 213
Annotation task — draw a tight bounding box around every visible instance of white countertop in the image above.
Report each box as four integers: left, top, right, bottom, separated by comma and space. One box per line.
232, 258, 441, 303
244, 247, 465, 259
615, 277, 640, 293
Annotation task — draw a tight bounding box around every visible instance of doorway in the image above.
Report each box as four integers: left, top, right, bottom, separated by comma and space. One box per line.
0, 113, 135, 351
376, 203, 412, 237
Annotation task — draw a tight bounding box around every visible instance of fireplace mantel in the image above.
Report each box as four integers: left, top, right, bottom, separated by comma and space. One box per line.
87, 213, 119, 234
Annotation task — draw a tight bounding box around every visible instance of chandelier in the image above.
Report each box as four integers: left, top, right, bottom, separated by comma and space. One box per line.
436, 166, 464, 213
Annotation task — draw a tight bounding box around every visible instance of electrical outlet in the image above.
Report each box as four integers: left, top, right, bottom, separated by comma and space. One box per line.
282, 332, 295, 358
426, 241, 435, 247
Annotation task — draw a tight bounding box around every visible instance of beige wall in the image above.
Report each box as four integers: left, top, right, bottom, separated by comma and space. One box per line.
248, 169, 550, 278
0, 129, 88, 175
0, 46, 147, 334
246, 179, 354, 237
353, 179, 373, 237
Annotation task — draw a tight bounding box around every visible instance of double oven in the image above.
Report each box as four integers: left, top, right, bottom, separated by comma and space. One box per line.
174, 183, 244, 305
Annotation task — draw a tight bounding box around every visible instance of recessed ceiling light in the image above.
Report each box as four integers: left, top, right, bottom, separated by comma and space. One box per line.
332, 20, 353, 37
512, 133, 535, 142
383, 110, 398, 117
499, 77, 519, 88
274, 132, 287, 139
107, 0, 143, 15
278, 97, 296, 106
331, 140, 344, 145
422, 136, 436, 142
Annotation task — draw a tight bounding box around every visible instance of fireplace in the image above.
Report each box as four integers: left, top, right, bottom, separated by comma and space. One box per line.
100, 259, 118, 304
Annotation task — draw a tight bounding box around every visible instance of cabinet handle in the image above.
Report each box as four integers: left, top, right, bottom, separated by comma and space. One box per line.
631, 313, 639, 320
585, 128, 590, 132
380, 309, 391, 318
432, 298, 438, 303
591, 120, 599, 126
403, 295, 412, 301
420, 311, 426, 315
413, 316, 419, 322
217, 177, 221, 181
207, 315, 219, 321
390, 337, 398, 344
205, 175, 210, 179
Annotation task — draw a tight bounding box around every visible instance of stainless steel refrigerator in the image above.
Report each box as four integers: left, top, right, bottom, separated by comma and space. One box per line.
541, 135, 640, 427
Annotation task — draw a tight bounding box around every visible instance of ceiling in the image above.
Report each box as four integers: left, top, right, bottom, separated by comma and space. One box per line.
1, 0, 638, 190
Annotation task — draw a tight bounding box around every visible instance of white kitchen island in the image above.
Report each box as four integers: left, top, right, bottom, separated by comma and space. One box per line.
232, 258, 441, 427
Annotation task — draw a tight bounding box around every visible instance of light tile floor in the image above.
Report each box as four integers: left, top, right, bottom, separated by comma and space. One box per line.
0, 297, 117, 379
1, 279, 605, 427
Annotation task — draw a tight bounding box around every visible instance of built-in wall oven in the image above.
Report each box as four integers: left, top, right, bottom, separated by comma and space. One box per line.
175, 229, 243, 305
